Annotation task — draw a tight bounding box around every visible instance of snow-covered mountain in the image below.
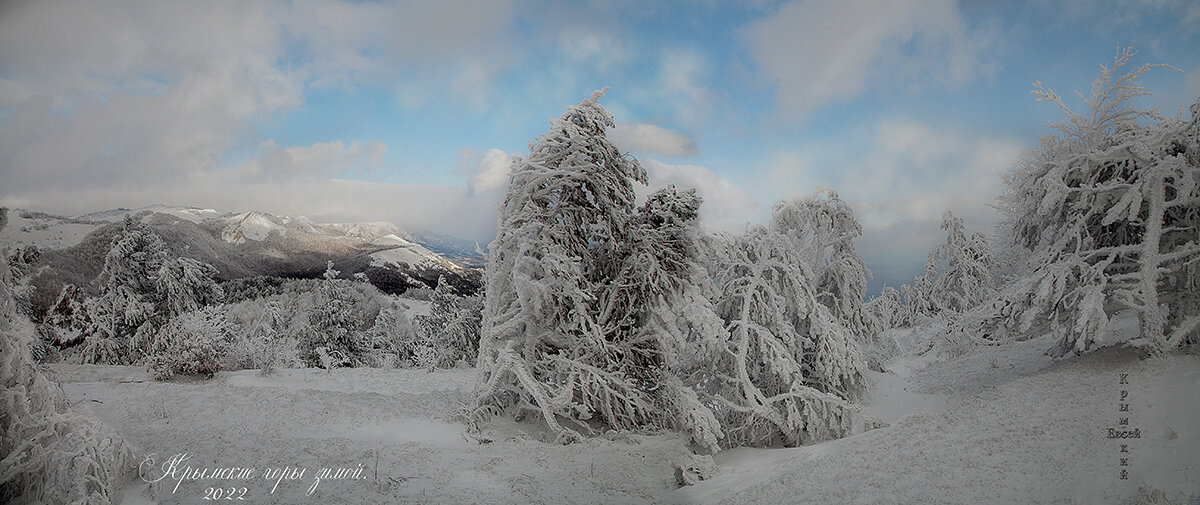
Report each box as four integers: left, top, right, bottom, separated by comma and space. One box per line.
8, 205, 483, 297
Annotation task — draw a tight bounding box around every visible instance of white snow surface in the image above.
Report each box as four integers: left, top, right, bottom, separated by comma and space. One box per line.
51, 365, 688, 504
675, 335, 1200, 505
44, 333, 1199, 504
369, 240, 457, 272
0, 209, 102, 249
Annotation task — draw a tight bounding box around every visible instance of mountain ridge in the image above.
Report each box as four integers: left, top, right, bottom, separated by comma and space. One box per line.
5, 205, 484, 317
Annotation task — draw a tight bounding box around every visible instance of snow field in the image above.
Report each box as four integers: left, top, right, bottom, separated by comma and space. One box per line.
676, 337, 1200, 505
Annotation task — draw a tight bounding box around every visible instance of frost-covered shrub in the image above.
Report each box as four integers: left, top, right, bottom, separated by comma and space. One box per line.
866, 286, 906, 330
146, 307, 230, 380
995, 48, 1199, 355
42, 284, 89, 348
223, 300, 294, 374
0, 207, 137, 504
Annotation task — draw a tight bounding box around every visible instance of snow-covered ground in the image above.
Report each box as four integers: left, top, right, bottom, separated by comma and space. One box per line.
47, 334, 1199, 505
0, 209, 103, 249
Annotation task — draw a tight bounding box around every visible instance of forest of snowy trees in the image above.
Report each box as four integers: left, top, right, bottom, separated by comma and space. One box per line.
1, 48, 1197, 503
468, 50, 1199, 452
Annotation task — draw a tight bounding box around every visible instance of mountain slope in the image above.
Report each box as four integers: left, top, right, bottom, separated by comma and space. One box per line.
15, 206, 483, 315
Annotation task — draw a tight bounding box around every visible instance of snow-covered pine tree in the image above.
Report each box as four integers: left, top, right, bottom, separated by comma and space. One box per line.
299, 261, 367, 368
473, 88, 656, 443
996, 47, 1199, 355
703, 226, 869, 447
770, 189, 880, 344
82, 216, 167, 364
82, 215, 223, 364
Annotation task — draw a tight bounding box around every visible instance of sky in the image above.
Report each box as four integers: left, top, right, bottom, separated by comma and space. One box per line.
1, 0, 1198, 294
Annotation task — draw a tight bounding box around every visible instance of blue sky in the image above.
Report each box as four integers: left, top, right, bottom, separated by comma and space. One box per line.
1, 0, 1198, 293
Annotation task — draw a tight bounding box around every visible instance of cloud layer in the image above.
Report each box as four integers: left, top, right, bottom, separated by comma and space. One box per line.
744, 0, 990, 122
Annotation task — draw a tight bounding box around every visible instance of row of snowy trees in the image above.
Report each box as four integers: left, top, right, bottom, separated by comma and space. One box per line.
471, 89, 877, 450
470, 49, 1199, 450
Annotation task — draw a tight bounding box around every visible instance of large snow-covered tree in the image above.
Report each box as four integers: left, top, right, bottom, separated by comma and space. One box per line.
703, 226, 869, 447
473, 88, 669, 443
996, 48, 1199, 355
603, 186, 726, 450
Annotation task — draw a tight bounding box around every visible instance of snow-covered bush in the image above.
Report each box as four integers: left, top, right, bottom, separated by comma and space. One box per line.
223, 299, 293, 375
146, 306, 230, 380
0, 207, 137, 504
995, 48, 1199, 356
866, 286, 906, 329
703, 227, 869, 447
41, 284, 90, 348
366, 305, 420, 368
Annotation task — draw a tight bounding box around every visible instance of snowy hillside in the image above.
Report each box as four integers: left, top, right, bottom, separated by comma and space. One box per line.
47, 332, 1198, 505
0, 209, 105, 249
12, 205, 482, 298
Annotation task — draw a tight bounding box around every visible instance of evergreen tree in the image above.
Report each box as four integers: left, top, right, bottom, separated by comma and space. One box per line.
415, 276, 482, 368
299, 261, 366, 368
473, 88, 655, 442
82, 215, 223, 364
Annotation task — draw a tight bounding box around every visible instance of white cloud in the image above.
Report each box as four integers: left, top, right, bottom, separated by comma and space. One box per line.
764, 118, 1022, 290
658, 51, 716, 125
458, 147, 516, 195
642, 159, 762, 234
608, 123, 699, 157
744, 0, 989, 122
242, 140, 387, 180
0, 0, 522, 203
